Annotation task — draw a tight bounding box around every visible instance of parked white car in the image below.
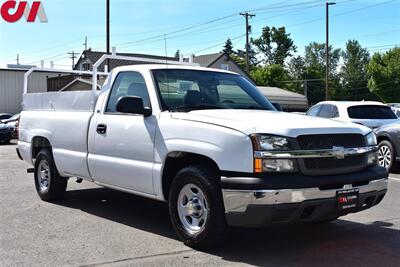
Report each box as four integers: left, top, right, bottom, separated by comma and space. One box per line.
306, 101, 399, 129
18, 63, 388, 249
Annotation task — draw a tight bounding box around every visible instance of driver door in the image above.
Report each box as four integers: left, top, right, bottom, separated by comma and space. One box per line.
89, 71, 157, 195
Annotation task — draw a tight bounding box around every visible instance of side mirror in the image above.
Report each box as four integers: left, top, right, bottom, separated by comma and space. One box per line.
272, 102, 283, 111
116, 96, 152, 117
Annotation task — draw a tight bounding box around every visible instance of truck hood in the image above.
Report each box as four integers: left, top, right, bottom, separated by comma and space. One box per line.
171, 110, 371, 137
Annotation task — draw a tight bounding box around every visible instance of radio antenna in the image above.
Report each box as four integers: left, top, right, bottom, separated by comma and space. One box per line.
164, 33, 168, 66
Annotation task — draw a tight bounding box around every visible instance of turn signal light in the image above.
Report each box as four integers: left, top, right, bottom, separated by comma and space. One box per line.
254, 158, 262, 173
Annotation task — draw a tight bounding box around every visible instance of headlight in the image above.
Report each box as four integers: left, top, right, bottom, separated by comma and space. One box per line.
255, 158, 297, 173
251, 134, 297, 173
365, 132, 377, 146
251, 134, 290, 151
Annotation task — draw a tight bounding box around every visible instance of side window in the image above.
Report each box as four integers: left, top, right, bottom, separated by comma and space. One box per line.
307, 105, 321, 117
332, 105, 339, 118
319, 104, 333, 118
106, 72, 150, 113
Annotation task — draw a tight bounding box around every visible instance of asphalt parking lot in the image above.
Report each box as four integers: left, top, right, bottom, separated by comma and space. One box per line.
1, 142, 399, 267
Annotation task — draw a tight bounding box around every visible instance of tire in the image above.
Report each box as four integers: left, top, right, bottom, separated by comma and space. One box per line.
378, 140, 395, 171
34, 149, 67, 201
168, 165, 226, 250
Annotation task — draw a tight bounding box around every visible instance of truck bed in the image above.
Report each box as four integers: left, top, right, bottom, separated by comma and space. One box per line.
19, 91, 99, 180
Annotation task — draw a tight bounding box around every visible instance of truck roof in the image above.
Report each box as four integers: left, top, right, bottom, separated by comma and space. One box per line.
111, 64, 240, 76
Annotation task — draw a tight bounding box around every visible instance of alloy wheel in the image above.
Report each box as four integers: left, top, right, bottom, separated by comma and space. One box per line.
378, 145, 392, 169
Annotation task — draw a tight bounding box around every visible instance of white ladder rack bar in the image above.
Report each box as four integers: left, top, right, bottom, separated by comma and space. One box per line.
23, 68, 108, 94
91, 54, 199, 94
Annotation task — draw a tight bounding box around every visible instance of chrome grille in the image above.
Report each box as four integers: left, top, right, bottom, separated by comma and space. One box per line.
296, 134, 367, 175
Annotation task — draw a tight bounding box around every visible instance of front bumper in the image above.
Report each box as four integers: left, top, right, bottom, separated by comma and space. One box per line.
222, 168, 388, 227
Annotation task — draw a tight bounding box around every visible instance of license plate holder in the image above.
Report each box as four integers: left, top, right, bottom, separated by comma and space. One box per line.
336, 188, 359, 211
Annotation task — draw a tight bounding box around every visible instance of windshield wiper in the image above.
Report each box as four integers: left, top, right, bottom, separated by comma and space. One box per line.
171, 103, 226, 112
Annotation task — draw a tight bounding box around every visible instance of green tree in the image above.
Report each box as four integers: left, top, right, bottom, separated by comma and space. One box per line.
222, 38, 234, 55
367, 47, 400, 102
339, 40, 375, 100
287, 56, 306, 94
302, 42, 341, 104
304, 42, 341, 73
232, 46, 258, 72
251, 26, 297, 65
250, 64, 289, 87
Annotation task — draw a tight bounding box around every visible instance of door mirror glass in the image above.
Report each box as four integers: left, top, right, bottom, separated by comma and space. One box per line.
116, 96, 152, 116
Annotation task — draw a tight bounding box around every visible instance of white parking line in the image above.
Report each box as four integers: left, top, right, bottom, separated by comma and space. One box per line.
389, 177, 400, 182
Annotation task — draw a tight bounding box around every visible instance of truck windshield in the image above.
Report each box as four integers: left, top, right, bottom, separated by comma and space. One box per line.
347, 105, 398, 119
152, 69, 276, 112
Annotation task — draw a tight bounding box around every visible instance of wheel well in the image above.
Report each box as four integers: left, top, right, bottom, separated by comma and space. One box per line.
31, 136, 52, 159
161, 152, 220, 201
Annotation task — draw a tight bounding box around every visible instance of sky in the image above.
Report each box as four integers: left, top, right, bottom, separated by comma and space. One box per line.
0, 0, 399, 69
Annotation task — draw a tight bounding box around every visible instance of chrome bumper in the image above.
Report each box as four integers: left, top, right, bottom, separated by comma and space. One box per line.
222, 178, 388, 213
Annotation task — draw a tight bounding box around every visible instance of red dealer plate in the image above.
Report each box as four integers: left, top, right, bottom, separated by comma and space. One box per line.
336, 188, 359, 211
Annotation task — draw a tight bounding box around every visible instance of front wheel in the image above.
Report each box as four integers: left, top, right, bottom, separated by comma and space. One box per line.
34, 149, 68, 201
168, 165, 226, 250
378, 140, 394, 171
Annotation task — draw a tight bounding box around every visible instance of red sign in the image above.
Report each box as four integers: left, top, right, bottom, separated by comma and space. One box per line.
1, 0, 47, 23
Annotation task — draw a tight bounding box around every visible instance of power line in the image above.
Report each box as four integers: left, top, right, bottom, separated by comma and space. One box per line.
114, 0, 336, 49
284, 0, 396, 30
191, 34, 246, 54
332, 29, 400, 44
0, 37, 82, 61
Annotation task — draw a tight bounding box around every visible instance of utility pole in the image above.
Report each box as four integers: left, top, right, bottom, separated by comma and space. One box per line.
68, 51, 78, 69
106, 0, 110, 71
83, 36, 88, 51
16, 53, 20, 65
325, 1, 336, 100
240, 12, 255, 74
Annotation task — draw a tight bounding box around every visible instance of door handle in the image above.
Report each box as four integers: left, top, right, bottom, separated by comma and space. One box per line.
96, 124, 107, 134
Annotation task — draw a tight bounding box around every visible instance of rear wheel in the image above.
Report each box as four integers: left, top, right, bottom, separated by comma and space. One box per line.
168, 165, 226, 250
34, 149, 67, 201
378, 140, 394, 171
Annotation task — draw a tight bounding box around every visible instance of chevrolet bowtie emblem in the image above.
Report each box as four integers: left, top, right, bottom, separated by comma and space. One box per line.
331, 146, 345, 159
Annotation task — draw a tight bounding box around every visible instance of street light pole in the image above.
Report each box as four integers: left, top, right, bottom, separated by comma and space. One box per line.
325, 1, 336, 101
106, 0, 110, 71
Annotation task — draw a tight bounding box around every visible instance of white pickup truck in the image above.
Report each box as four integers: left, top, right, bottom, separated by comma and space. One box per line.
18, 61, 388, 249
